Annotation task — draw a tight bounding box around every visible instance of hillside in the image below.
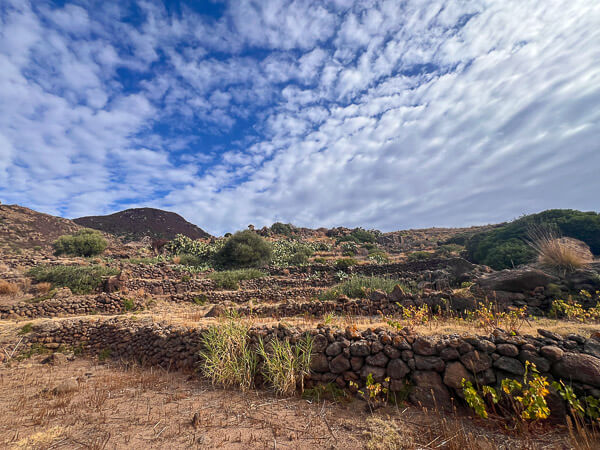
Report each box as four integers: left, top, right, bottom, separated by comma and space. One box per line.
0, 204, 82, 253
74, 208, 211, 242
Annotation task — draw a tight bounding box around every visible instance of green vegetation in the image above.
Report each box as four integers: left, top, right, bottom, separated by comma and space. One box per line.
336, 228, 379, 244
209, 268, 266, 290
302, 383, 350, 403
257, 334, 313, 396
166, 235, 226, 266
465, 209, 600, 269
270, 222, 294, 236
53, 228, 107, 257
28, 265, 118, 294
178, 253, 205, 267
18, 323, 33, 335
199, 316, 258, 391
214, 230, 272, 269
319, 276, 410, 301
335, 258, 358, 270
122, 298, 135, 311
406, 251, 433, 262
270, 239, 314, 266
98, 348, 112, 361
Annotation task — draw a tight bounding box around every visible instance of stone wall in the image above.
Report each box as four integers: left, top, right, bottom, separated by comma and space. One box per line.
27, 318, 600, 414
0, 293, 141, 320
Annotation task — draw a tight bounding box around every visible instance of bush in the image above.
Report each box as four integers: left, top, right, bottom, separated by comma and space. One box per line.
319, 276, 410, 300
214, 230, 272, 269
28, 265, 118, 294
406, 251, 433, 262
178, 253, 205, 267
271, 240, 314, 266
341, 241, 359, 256
335, 258, 358, 270
199, 316, 258, 391
166, 235, 226, 268
465, 209, 600, 269
53, 229, 107, 257
209, 268, 266, 290
270, 222, 294, 236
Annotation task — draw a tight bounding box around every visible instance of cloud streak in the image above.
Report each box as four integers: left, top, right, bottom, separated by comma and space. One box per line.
0, 0, 599, 234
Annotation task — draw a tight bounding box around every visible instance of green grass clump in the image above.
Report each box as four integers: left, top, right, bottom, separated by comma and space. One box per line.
257, 335, 313, 396
209, 268, 266, 290
319, 276, 411, 301
335, 258, 358, 270
199, 316, 258, 391
18, 323, 33, 335
27, 265, 119, 294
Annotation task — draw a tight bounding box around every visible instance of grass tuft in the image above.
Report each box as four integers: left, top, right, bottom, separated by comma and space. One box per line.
27, 265, 119, 294
209, 268, 266, 290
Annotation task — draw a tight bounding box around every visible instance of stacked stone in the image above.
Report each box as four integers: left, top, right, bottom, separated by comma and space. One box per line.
27, 318, 600, 413
0, 293, 140, 319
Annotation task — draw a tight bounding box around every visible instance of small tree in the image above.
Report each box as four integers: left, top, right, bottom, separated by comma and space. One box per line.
214, 230, 272, 269
53, 228, 107, 257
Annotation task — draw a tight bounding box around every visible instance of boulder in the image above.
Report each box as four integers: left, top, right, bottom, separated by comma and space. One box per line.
415, 355, 445, 372
493, 356, 525, 375
477, 268, 557, 293
443, 361, 473, 390
329, 354, 351, 373
413, 336, 438, 356
540, 346, 564, 362
553, 353, 600, 387
410, 371, 452, 408
460, 350, 492, 373
310, 353, 329, 373
387, 358, 410, 379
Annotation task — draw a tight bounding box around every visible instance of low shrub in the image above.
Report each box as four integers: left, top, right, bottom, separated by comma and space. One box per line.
335, 258, 358, 270
270, 222, 294, 236
53, 228, 107, 257
209, 268, 266, 290
27, 265, 118, 294
178, 253, 205, 267
199, 316, 258, 391
214, 230, 272, 269
528, 226, 592, 273
406, 251, 433, 262
257, 334, 313, 396
0, 280, 19, 296
319, 276, 410, 300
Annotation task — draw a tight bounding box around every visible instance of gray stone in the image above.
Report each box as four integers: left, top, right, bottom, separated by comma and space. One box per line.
349, 340, 370, 357
584, 339, 600, 359
460, 350, 492, 373
383, 344, 401, 359
350, 356, 364, 371
439, 347, 460, 361
443, 361, 473, 390
540, 346, 564, 362
387, 358, 410, 379
496, 344, 519, 357
312, 334, 329, 353
493, 356, 525, 375
360, 365, 386, 382
518, 350, 550, 373
538, 329, 563, 341
413, 336, 438, 356
310, 353, 329, 373
410, 371, 452, 408
478, 269, 557, 293
553, 353, 600, 387
415, 355, 445, 372
477, 339, 496, 353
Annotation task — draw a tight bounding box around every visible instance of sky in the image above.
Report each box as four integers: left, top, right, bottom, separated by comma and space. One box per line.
0, 0, 599, 235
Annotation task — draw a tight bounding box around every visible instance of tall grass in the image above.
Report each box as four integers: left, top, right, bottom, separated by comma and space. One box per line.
0, 280, 19, 296
527, 225, 591, 273
27, 265, 119, 294
319, 276, 412, 301
257, 335, 313, 396
209, 268, 266, 290
199, 316, 258, 391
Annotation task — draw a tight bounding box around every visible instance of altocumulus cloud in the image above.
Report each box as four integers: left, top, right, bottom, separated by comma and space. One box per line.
0, 0, 599, 235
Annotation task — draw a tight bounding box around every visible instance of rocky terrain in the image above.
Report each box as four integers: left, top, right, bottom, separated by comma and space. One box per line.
1, 203, 600, 448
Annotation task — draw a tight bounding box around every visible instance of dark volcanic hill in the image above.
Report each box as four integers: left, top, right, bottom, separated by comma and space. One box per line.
74, 208, 211, 242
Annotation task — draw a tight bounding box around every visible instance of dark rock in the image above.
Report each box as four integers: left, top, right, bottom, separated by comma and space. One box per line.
519, 351, 550, 373
443, 361, 473, 390
349, 340, 370, 357
413, 336, 438, 356
538, 329, 563, 341
350, 356, 364, 371
326, 342, 343, 356
330, 354, 351, 373
310, 353, 330, 373
477, 339, 496, 353
415, 355, 445, 372
312, 334, 329, 353
460, 350, 492, 373
383, 344, 401, 359
439, 347, 460, 361
361, 365, 386, 381
496, 343, 519, 357
553, 353, 600, 387
584, 339, 600, 359
478, 269, 557, 293
387, 358, 410, 379
366, 352, 389, 367
540, 346, 564, 362
410, 371, 452, 408
493, 356, 525, 375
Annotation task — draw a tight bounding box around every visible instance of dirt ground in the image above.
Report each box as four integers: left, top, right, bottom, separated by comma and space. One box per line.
0, 355, 577, 450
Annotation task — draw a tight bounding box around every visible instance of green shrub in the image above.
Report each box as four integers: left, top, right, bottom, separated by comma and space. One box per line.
465, 209, 600, 269
319, 276, 410, 300
341, 241, 359, 256
28, 265, 118, 294
335, 258, 358, 270
199, 316, 258, 391
406, 251, 433, 262
214, 230, 272, 269
53, 228, 107, 257
209, 268, 266, 290
270, 239, 315, 267
178, 253, 205, 267
270, 222, 294, 236
368, 251, 390, 263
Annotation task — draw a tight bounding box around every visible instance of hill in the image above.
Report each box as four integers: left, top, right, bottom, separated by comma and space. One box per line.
0, 204, 82, 253
74, 208, 211, 242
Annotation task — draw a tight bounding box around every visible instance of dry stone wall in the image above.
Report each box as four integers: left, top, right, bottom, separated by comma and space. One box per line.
27, 318, 600, 414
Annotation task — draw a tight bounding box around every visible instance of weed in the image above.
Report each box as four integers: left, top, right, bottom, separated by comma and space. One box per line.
302, 383, 350, 403
320, 276, 412, 301
0, 280, 19, 295
18, 323, 33, 335
257, 334, 312, 396
98, 348, 112, 361
122, 298, 135, 311
193, 294, 208, 306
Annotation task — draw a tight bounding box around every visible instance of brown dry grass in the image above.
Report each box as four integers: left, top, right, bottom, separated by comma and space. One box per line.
0, 356, 576, 449
528, 226, 592, 273
0, 280, 19, 296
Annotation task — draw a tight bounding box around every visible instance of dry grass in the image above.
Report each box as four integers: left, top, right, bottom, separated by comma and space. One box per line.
33, 282, 52, 295
0, 280, 19, 296
528, 226, 592, 273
